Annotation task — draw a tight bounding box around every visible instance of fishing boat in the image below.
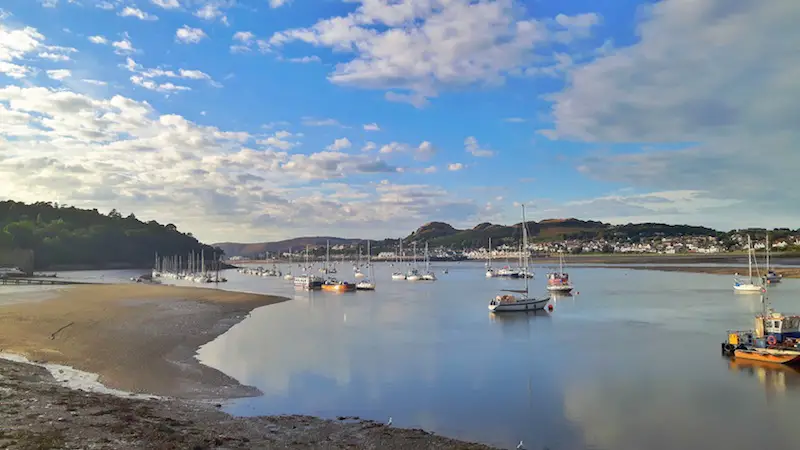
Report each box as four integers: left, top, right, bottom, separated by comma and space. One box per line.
485, 238, 496, 278
489, 205, 550, 313
546, 252, 573, 293
734, 235, 762, 292
765, 233, 782, 284
356, 241, 376, 290
722, 284, 800, 365
420, 242, 436, 281
321, 278, 356, 292
391, 241, 406, 280
294, 274, 323, 290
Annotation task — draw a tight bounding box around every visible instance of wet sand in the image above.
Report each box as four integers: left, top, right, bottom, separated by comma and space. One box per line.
0, 284, 286, 399
0, 284, 496, 449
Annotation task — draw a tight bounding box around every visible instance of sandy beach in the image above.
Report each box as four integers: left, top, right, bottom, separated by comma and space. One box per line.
0, 283, 497, 449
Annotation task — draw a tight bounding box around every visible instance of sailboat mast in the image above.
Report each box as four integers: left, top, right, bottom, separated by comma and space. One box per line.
488, 237, 492, 268
326, 240, 330, 271
522, 204, 529, 295
766, 232, 770, 273
747, 235, 753, 283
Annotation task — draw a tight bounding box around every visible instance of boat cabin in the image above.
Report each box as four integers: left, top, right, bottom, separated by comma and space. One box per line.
755, 312, 800, 343
547, 272, 569, 284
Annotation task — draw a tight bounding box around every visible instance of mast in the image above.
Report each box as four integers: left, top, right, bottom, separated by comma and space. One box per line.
766, 232, 770, 273
305, 244, 309, 271
425, 242, 430, 272
522, 204, 529, 296
367, 241, 373, 280
747, 235, 753, 283
326, 240, 330, 272
412, 242, 417, 269
487, 237, 492, 268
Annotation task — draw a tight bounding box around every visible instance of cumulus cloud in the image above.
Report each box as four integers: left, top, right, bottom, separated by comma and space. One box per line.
46, 69, 71, 80
326, 137, 352, 151
0, 22, 74, 78
464, 136, 494, 157
176, 25, 207, 44
269, 0, 290, 8
151, 0, 180, 9
286, 55, 320, 63
267, 0, 600, 105
121, 57, 217, 92
543, 0, 800, 226
88, 35, 108, 45
448, 163, 464, 171
378, 141, 435, 160
112, 35, 137, 55
257, 130, 299, 150
119, 7, 159, 21
363, 123, 380, 131
233, 31, 255, 43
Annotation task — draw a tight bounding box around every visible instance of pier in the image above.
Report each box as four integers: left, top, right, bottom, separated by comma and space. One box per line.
0, 277, 94, 286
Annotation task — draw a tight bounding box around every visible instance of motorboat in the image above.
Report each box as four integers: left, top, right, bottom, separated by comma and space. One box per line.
321, 278, 356, 292
546, 252, 573, 293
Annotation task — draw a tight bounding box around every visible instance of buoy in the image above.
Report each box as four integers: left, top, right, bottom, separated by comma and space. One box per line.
547, 304, 554, 312
767, 335, 777, 346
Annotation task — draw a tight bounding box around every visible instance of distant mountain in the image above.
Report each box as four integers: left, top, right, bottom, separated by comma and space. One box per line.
214, 237, 361, 258
217, 218, 723, 258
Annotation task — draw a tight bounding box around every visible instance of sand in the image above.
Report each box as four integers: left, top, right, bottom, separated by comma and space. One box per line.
0, 284, 287, 399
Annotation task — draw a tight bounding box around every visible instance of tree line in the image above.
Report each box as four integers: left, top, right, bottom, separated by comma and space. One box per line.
0, 201, 221, 269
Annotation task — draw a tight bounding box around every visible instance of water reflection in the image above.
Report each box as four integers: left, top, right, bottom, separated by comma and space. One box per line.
195, 263, 800, 450
728, 358, 800, 395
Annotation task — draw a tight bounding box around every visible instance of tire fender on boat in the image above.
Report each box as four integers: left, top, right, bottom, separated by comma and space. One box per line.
767, 335, 777, 346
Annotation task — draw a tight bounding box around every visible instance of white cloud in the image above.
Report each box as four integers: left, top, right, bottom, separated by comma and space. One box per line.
286, 55, 320, 63
88, 35, 108, 45
464, 136, 494, 157
119, 7, 159, 21
257, 130, 298, 150
269, 0, 290, 8
503, 117, 526, 123
176, 25, 207, 44
96, 1, 115, 9
268, 1, 600, 105
151, 0, 180, 9
82, 79, 108, 86
233, 31, 255, 43
363, 123, 380, 132
422, 166, 437, 174
326, 137, 352, 151
379, 141, 435, 161
0, 22, 72, 78
544, 0, 800, 227
112, 36, 137, 55
448, 163, 464, 172
195, 3, 230, 24
38, 0, 58, 7
131, 75, 191, 93
46, 69, 71, 80
362, 141, 376, 152
122, 57, 217, 91
37, 52, 69, 61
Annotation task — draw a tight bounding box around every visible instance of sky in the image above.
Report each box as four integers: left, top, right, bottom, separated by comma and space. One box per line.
0, 0, 797, 243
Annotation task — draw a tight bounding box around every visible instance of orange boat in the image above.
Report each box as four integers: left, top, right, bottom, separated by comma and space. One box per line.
321, 279, 356, 292
733, 349, 800, 365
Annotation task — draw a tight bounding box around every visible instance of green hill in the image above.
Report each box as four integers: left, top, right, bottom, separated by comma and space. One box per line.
0, 201, 220, 270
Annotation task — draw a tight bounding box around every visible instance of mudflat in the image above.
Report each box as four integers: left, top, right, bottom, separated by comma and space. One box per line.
0, 284, 286, 399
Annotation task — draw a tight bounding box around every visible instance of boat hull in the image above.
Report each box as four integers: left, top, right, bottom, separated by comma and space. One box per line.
356, 282, 375, 291
546, 284, 573, 293
489, 297, 550, 313
406, 275, 420, 281
734, 284, 763, 292
322, 283, 356, 292
734, 349, 800, 365
391, 274, 406, 280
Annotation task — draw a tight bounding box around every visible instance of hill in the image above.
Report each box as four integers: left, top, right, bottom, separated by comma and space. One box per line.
0, 201, 220, 270
217, 218, 722, 257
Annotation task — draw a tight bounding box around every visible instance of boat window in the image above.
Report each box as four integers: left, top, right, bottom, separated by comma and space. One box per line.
774, 321, 781, 329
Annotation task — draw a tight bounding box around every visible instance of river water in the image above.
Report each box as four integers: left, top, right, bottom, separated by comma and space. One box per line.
186, 262, 799, 450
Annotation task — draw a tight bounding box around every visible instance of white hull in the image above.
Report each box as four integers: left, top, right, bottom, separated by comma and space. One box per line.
489, 297, 550, 312
391, 274, 406, 280
546, 284, 573, 293
486, 270, 495, 278
356, 282, 375, 290
421, 273, 437, 281
284, 274, 294, 280
734, 284, 762, 292
354, 272, 366, 279
406, 275, 420, 281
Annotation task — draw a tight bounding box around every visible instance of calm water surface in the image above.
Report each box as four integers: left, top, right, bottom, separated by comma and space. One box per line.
187, 262, 800, 450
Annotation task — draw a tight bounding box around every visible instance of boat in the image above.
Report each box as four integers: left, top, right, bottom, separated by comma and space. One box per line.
485, 238, 496, 278
734, 235, 763, 292
546, 252, 573, 293
722, 284, 800, 365
765, 233, 782, 284
391, 240, 405, 280
356, 241, 376, 290
420, 242, 436, 280
294, 274, 323, 290
284, 247, 294, 280
489, 205, 550, 313
321, 278, 356, 292
406, 242, 421, 280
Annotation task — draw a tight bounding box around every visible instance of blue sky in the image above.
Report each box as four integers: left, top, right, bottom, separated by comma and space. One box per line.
0, 1, 797, 242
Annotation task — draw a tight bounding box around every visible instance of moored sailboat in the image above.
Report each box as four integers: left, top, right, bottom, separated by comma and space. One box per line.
734, 235, 763, 292
546, 252, 573, 293
485, 238, 496, 278
391, 241, 406, 280
765, 233, 782, 284
356, 241, 376, 290
488, 205, 550, 313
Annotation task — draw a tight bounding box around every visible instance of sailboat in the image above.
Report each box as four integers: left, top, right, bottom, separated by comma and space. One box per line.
391, 241, 406, 280
357, 241, 376, 290
294, 245, 323, 290
765, 233, 782, 284
284, 247, 294, 280
406, 242, 421, 281
546, 251, 573, 293
320, 240, 337, 274
421, 242, 436, 281
489, 205, 550, 313
354, 245, 366, 279
485, 237, 496, 278
734, 235, 763, 293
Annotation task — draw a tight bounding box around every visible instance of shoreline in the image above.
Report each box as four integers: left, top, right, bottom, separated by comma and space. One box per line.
579, 264, 800, 279
0, 284, 497, 449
